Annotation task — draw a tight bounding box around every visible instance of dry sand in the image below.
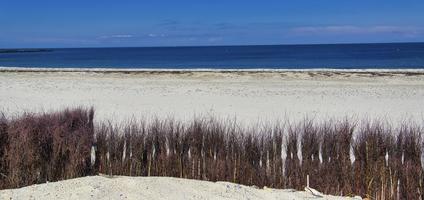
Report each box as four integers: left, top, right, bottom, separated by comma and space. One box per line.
1, 69, 424, 199
0, 175, 361, 200
1, 69, 424, 125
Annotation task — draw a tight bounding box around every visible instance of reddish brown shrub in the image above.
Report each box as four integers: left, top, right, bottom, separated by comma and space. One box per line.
0, 113, 8, 188
1, 108, 423, 200
1, 108, 94, 189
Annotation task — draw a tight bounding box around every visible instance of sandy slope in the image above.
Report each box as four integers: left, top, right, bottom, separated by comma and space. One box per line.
1, 70, 424, 125
0, 176, 361, 200
2, 69, 421, 199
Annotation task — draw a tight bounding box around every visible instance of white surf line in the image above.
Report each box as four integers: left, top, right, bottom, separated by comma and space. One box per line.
1, 66, 424, 73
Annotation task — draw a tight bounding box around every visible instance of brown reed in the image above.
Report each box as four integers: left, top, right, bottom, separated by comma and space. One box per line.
0, 108, 422, 200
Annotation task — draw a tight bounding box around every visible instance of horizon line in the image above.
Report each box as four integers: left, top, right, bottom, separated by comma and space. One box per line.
1, 41, 424, 50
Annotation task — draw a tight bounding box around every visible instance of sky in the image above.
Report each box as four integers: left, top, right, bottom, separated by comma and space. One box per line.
1, 0, 424, 48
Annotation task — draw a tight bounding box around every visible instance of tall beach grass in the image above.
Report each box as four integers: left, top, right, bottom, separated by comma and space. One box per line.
0, 108, 423, 199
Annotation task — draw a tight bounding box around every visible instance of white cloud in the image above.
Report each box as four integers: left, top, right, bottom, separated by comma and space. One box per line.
98, 34, 134, 39
147, 33, 166, 38
291, 25, 424, 36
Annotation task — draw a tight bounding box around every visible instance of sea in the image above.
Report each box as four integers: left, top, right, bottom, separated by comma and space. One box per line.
1, 43, 424, 69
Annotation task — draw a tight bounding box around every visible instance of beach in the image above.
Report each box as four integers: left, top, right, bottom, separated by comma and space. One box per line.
3, 1, 424, 199
0, 176, 360, 200
1, 68, 424, 199
1, 69, 424, 125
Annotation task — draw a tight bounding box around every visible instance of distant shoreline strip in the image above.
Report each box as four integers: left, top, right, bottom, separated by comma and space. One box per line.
1, 66, 424, 74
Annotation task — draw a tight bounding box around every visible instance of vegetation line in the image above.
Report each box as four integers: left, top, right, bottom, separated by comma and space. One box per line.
0, 108, 423, 199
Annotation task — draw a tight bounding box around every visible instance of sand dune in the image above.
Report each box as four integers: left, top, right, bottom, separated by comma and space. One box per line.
0, 176, 361, 200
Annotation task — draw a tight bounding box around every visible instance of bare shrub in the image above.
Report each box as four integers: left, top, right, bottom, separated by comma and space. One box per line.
284, 122, 302, 190
1, 108, 423, 200
1, 108, 94, 189
0, 113, 8, 188
396, 124, 422, 199
300, 120, 320, 189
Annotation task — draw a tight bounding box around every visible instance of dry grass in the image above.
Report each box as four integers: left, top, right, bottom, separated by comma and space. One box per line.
0, 108, 423, 199
0, 108, 94, 189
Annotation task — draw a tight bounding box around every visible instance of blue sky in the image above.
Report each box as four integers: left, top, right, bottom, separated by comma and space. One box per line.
1, 0, 423, 48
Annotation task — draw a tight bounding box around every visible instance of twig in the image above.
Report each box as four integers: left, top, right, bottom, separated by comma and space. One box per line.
0, 173, 7, 178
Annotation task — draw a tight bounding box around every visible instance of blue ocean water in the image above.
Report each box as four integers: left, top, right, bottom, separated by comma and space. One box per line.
1, 43, 424, 69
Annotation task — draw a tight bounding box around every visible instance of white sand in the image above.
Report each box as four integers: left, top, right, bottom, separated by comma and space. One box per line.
0, 175, 360, 200
1, 69, 424, 125
1, 69, 423, 199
